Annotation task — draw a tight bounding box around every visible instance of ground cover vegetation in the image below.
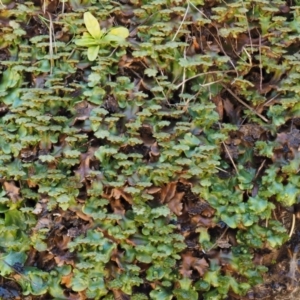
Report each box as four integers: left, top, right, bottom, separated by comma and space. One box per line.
0, 0, 300, 299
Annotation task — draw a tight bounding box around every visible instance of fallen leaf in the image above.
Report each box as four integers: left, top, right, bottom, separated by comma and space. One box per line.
110, 198, 125, 216
191, 215, 216, 228
167, 192, 184, 216
146, 186, 161, 194
109, 188, 133, 204
32, 203, 43, 215
61, 272, 73, 288
74, 154, 91, 183
112, 289, 130, 300
180, 251, 209, 277
211, 95, 224, 120
160, 182, 177, 203
33, 217, 51, 231
3, 181, 21, 202
160, 182, 185, 216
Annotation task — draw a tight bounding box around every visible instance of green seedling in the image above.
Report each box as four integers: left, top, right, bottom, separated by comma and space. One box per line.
75, 12, 129, 61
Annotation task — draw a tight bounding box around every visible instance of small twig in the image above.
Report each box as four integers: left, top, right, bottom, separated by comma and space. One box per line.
259, 33, 263, 92
222, 84, 269, 123
254, 159, 266, 180
262, 93, 280, 107
215, 166, 230, 173
243, 2, 253, 54
172, 2, 189, 42
48, 13, 54, 75
222, 141, 239, 174
206, 226, 229, 252
61, 0, 65, 14
289, 213, 296, 238
176, 70, 235, 90
181, 46, 187, 96
219, 123, 239, 174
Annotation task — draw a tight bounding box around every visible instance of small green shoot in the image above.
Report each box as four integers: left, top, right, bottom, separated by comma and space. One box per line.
75, 12, 129, 61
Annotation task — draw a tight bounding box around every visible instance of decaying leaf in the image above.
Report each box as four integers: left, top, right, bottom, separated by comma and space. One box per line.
160, 182, 177, 203
110, 198, 125, 216
104, 187, 133, 205
167, 192, 185, 216
180, 251, 209, 277
3, 181, 21, 202
33, 217, 51, 231
149, 142, 160, 160
112, 289, 130, 300
160, 182, 185, 216
32, 202, 43, 215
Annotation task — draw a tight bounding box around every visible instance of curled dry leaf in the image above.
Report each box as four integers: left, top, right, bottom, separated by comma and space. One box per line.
32, 202, 43, 215
75, 153, 91, 183
191, 215, 216, 228
33, 217, 51, 231
66, 291, 87, 300
106, 188, 133, 204
112, 289, 130, 300
167, 192, 185, 216
73, 101, 95, 123
160, 182, 185, 215
160, 182, 177, 203
61, 271, 73, 288
146, 186, 161, 194
3, 181, 21, 202
277, 129, 300, 150
217, 237, 232, 249
150, 142, 160, 158
180, 251, 209, 278
211, 95, 224, 120
111, 249, 125, 270
110, 198, 125, 216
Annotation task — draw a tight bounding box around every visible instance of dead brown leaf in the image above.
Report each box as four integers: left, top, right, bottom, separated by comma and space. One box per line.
150, 142, 160, 160
211, 95, 224, 120
3, 181, 21, 202
191, 215, 216, 228
105, 188, 133, 205
167, 192, 185, 216
217, 237, 232, 249
160, 182, 185, 216
61, 271, 73, 288
66, 291, 87, 300
73, 101, 95, 124
112, 289, 130, 300
111, 249, 125, 270
110, 198, 125, 216
180, 251, 209, 277
146, 186, 161, 194
74, 153, 91, 183
160, 182, 177, 203
33, 217, 51, 231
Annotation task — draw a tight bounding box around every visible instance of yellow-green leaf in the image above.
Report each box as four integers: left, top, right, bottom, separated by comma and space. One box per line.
87, 45, 100, 61
75, 37, 99, 47
108, 27, 129, 39
84, 12, 102, 40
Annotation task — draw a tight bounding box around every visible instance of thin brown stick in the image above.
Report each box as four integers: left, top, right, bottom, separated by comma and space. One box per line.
259, 34, 263, 92
222, 141, 239, 174
176, 70, 235, 90
206, 226, 229, 252
219, 123, 239, 174
254, 159, 266, 180
222, 84, 269, 123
